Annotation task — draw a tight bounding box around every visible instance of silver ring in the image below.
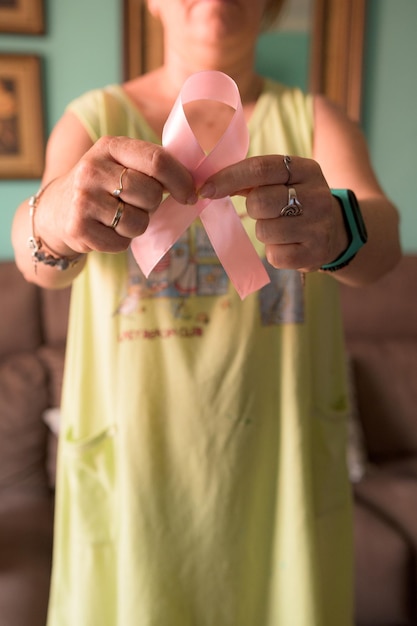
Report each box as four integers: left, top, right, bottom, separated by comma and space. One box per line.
283, 155, 292, 185
110, 200, 125, 230
111, 167, 128, 198
280, 187, 303, 217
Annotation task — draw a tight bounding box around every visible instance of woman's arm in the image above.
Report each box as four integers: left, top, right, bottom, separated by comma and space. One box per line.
12, 112, 95, 288
199, 95, 402, 288
313, 95, 401, 286
12, 110, 197, 289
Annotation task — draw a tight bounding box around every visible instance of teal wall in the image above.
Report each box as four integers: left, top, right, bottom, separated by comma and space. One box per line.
0, 0, 121, 259
256, 31, 310, 91
0, 0, 415, 259
362, 0, 417, 253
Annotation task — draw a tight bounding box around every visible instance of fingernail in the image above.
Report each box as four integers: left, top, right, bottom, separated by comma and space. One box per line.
187, 191, 198, 205
199, 182, 216, 199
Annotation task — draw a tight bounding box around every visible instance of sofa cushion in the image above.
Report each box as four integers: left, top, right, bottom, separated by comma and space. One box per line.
0, 353, 49, 493
354, 501, 414, 625
354, 458, 417, 545
350, 340, 417, 461
0, 262, 42, 358
0, 492, 53, 626
341, 256, 417, 340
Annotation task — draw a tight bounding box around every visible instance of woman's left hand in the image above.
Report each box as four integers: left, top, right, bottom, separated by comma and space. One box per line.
199, 155, 348, 272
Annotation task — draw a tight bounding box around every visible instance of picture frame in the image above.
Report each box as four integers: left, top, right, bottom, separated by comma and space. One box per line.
0, 55, 45, 179
123, 0, 366, 121
123, 0, 163, 80
310, 0, 366, 121
0, 0, 45, 35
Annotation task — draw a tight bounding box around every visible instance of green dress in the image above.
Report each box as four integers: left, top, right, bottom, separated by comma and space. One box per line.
47, 80, 353, 626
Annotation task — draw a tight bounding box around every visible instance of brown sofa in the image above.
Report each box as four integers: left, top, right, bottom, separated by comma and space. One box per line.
1, 257, 416, 626
0, 261, 70, 626
340, 256, 417, 625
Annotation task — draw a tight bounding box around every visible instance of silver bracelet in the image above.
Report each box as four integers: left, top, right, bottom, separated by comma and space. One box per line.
27, 179, 84, 273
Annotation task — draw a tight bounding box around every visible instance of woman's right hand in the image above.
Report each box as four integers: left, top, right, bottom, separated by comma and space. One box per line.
35, 134, 198, 258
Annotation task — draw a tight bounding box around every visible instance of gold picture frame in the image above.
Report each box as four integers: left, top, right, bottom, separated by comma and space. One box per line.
123, 0, 366, 121
0, 0, 45, 34
0, 55, 45, 179
310, 0, 366, 121
123, 0, 163, 79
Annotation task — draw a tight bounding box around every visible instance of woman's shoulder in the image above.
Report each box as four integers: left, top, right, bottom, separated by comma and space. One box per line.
70, 82, 132, 107
65, 82, 154, 141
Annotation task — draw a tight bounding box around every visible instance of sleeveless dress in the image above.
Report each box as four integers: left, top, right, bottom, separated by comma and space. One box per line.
47, 80, 353, 626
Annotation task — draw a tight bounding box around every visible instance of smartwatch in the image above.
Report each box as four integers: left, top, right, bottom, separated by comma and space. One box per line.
321, 189, 368, 272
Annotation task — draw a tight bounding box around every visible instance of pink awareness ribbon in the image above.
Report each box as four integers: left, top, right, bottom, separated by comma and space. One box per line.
130, 70, 270, 299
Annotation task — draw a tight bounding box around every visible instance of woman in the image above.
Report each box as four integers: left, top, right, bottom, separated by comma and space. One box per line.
12, 1, 401, 624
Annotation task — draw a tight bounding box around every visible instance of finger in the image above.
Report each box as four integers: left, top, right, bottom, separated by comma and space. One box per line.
63, 208, 133, 255
246, 185, 289, 219
105, 137, 198, 205
199, 155, 324, 200
264, 242, 307, 270
106, 201, 150, 239
198, 155, 295, 199
64, 201, 148, 255
255, 216, 305, 246
108, 168, 164, 212
264, 239, 326, 273
59, 182, 147, 253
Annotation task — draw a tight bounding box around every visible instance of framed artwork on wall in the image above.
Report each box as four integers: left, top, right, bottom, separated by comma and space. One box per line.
0, 0, 44, 34
123, 0, 366, 121
310, 0, 366, 121
0, 55, 45, 179
123, 0, 163, 79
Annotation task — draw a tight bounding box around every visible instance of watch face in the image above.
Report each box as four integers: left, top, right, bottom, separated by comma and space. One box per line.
347, 189, 368, 243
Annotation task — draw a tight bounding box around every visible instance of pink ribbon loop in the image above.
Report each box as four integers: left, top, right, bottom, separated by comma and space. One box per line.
130, 70, 270, 299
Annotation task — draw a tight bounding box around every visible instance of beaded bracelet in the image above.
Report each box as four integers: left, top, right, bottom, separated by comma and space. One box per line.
27, 179, 84, 273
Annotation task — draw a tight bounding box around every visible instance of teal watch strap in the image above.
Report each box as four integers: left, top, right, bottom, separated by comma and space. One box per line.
321, 189, 368, 272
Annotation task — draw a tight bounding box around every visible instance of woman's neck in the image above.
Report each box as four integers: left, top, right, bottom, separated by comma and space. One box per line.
159, 43, 263, 105
122, 46, 264, 139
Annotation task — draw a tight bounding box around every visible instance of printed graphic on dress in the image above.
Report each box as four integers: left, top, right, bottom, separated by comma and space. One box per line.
259, 262, 304, 325
115, 226, 228, 315
115, 224, 304, 326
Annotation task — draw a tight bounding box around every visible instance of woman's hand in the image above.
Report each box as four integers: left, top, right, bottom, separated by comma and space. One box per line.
35, 135, 198, 258
199, 154, 348, 273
